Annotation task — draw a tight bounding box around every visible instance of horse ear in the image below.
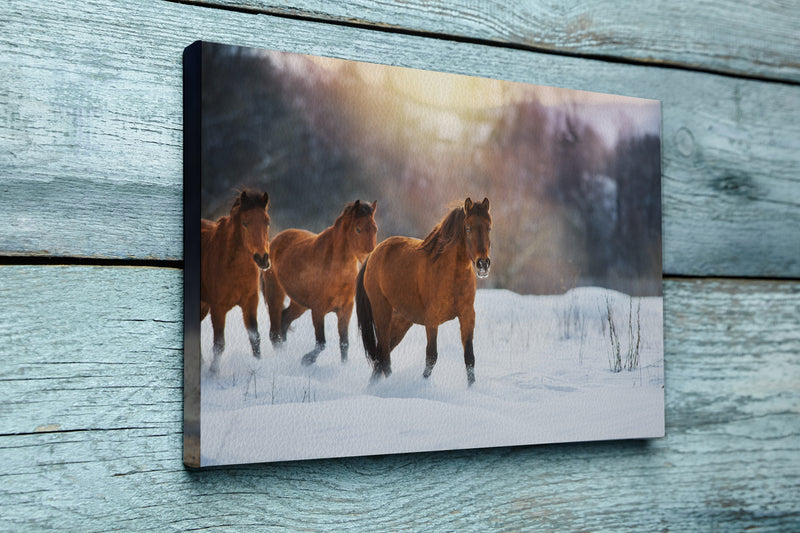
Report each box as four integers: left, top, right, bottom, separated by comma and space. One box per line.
261, 192, 269, 208
464, 197, 473, 213
240, 190, 248, 202
371, 200, 377, 214
481, 197, 490, 211
352, 200, 361, 215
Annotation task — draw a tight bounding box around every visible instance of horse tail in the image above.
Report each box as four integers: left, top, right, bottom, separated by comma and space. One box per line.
355, 261, 379, 368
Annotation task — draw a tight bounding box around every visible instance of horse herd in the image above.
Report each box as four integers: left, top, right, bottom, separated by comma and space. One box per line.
200, 188, 492, 386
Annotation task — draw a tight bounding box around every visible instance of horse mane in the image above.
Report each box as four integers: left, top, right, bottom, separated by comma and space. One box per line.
333, 200, 375, 227
420, 206, 466, 260
231, 188, 269, 215
420, 200, 491, 260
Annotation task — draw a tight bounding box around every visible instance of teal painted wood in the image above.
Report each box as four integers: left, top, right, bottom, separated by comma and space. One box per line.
1, 0, 799, 277
0, 266, 183, 436
1, 0, 798, 530
1, 266, 798, 530
197, 0, 800, 82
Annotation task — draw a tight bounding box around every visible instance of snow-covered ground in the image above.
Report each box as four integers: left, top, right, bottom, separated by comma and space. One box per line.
199, 288, 664, 466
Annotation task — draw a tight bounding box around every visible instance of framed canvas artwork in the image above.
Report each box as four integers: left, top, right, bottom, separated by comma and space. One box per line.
183, 40, 664, 467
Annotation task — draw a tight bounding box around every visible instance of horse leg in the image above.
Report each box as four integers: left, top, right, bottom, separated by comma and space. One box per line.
389, 314, 413, 351
201, 302, 209, 321
280, 300, 307, 342
459, 309, 476, 386
422, 325, 439, 379
242, 293, 261, 359
209, 308, 226, 374
263, 270, 285, 347
368, 295, 394, 382
336, 301, 354, 363
301, 308, 326, 366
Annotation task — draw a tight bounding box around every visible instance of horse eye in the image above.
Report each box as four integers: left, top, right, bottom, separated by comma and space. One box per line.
466, 226, 472, 233
356, 227, 362, 234
242, 221, 249, 228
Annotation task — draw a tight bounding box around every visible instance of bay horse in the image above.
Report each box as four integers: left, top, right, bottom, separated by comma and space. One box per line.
201, 189, 271, 374
356, 197, 491, 386
262, 200, 378, 365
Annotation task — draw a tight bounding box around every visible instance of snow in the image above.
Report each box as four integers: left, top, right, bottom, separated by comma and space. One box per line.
199, 287, 664, 466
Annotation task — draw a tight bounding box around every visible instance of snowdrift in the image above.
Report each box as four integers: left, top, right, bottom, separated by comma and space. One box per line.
200, 287, 664, 465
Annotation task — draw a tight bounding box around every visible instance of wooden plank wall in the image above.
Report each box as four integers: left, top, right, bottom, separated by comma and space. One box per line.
1, 1, 798, 530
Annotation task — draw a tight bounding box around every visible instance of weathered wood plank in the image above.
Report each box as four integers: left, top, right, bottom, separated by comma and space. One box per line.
1, 266, 798, 530
0, 0, 799, 276
193, 0, 800, 82
0, 266, 183, 435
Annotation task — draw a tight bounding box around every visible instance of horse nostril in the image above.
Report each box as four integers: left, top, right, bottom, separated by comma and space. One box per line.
253, 253, 270, 269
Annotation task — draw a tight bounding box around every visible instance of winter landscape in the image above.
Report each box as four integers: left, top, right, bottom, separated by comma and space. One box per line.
200, 287, 663, 466
190, 42, 664, 466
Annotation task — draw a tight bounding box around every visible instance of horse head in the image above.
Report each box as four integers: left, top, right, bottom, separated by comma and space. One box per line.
234, 189, 271, 271
463, 197, 492, 279
346, 200, 378, 262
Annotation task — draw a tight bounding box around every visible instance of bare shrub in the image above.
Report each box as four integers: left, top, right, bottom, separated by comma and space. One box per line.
606, 296, 622, 372
606, 294, 641, 373
626, 298, 642, 371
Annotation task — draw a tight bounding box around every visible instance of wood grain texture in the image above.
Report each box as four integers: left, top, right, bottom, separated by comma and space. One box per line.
1, 0, 799, 277
2, 0, 798, 531
190, 0, 800, 82
1, 266, 798, 530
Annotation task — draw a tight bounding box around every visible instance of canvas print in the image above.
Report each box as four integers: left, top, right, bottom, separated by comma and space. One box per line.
183, 40, 664, 467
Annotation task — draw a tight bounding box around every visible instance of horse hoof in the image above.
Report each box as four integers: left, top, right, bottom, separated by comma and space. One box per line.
369, 364, 391, 384
467, 367, 475, 386
301, 353, 317, 366
423, 365, 433, 378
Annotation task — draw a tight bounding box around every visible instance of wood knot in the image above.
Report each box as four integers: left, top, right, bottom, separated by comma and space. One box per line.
712, 173, 758, 199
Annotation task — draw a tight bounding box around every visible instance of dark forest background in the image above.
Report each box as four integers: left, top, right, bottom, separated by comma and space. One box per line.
200, 43, 662, 296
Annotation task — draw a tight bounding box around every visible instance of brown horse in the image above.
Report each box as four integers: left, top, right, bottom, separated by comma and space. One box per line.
262, 200, 377, 365
356, 197, 491, 386
201, 189, 271, 374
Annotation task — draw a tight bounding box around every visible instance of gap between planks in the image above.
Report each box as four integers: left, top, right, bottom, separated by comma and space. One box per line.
0, 256, 183, 269
1, 258, 797, 284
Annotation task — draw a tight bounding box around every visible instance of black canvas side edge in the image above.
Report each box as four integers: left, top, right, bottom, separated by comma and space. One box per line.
183, 40, 203, 468
657, 101, 665, 299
